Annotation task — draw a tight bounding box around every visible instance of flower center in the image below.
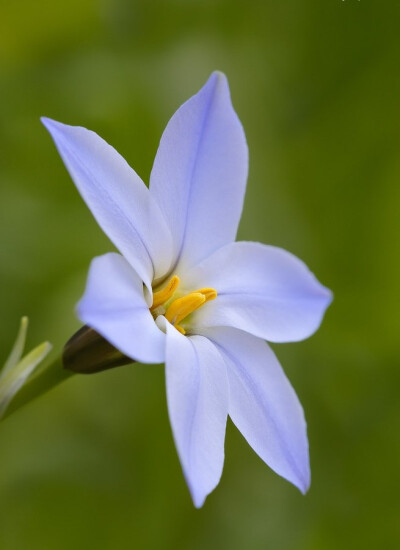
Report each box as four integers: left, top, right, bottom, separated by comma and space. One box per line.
150, 275, 217, 335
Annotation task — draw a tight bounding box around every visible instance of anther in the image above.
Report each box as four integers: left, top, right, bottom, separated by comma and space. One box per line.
151, 275, 180, 311
193, 288, 217, 302
165, 293, 206, 327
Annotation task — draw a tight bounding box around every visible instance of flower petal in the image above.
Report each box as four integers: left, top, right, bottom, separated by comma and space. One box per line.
77, 253, 166, 364
202, 327, 310, 493
150, 72, 248, 273
42, 118, 173, 290
184, 241, 332, 342
160, 317, 228, 507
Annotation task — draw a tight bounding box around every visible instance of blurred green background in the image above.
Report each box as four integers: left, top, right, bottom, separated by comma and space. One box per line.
1, 1, 399, 548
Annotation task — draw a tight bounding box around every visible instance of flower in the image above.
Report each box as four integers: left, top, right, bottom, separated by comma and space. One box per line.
42, 71, 332, 507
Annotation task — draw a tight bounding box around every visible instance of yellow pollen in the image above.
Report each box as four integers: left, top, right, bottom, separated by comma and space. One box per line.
192, 288, 218, 303
165, 293, 206, 326
150, 275, 217, 335
151, 275, 180, 311
165, 286, 217, 334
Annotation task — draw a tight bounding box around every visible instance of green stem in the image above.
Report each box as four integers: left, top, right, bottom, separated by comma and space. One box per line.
1, 326, 132, 421
3, 356, 75, 420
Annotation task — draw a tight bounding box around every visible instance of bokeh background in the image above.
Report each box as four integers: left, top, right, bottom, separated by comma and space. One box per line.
1, 1, 399, 548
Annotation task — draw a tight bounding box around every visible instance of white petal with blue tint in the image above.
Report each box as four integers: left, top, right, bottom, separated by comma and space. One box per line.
150, 72, 248, 273
42, 118, 173, 290
77, 253, 166, 364
203, 327, 310, 493
161, 318, 228, 507
185, 241, 332, 343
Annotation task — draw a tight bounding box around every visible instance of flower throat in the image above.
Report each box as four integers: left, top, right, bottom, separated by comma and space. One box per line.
150, 275, 217, 335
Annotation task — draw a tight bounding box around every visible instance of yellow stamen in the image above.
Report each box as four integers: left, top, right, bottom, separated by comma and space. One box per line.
165, 293, 206, 326
193, 288, 218, 302
150, 275, 217, 335
164, 287, 217, 334
151, 275, 180, 311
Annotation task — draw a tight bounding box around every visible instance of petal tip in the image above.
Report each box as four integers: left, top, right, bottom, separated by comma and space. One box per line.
299, 477, 311, 495
325, 286, 334, 304
319, 284, 334, 313
41, 117, 76, 137
192, 491, 206, 509
209, 70, 229, 94
203, 70, 230, 101
188, 482, 207, 508
211, 69, 227, 83
41, 117, 66, 137
293, 461, 311, 495
41, 116, 56, 129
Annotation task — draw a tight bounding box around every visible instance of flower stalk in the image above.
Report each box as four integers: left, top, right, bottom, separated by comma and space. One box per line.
0, 317, 66, 420
2, 354, 73, 420
0, 318, 133, 421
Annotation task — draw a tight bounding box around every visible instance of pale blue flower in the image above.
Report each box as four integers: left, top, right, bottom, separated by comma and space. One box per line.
42, 72, 332, 507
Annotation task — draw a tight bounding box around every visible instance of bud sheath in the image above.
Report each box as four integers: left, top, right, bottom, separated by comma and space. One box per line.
63, 325, 133, 374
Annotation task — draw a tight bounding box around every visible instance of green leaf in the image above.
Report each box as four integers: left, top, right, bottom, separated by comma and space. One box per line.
0, 341, 52, 419
1, 316, 29, 377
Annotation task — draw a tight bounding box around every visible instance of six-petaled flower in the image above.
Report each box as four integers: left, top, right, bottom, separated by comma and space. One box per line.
43, 71, 332, 507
